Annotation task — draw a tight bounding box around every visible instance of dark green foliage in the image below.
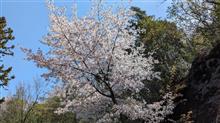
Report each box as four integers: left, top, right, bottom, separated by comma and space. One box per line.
0, 17, 14, 87
130, 7, 191, 102
0, 17, 14, 104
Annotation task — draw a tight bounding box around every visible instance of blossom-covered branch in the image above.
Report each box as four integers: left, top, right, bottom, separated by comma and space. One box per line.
23, 1, 174, 122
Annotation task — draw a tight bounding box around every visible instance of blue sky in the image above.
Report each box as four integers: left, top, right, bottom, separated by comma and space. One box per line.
0, 0, 171, 97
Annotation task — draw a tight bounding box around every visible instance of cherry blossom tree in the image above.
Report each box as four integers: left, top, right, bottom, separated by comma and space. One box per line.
23, 1, 174, 122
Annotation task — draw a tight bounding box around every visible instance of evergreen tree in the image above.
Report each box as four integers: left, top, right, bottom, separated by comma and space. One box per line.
0, 17, 15, 103
130, 7, 191, 102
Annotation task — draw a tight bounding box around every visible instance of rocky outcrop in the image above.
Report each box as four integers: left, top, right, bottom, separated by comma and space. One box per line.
171, 43, 220, 123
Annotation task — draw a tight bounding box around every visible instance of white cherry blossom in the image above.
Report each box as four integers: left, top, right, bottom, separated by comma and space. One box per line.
23, 1, 174, 122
